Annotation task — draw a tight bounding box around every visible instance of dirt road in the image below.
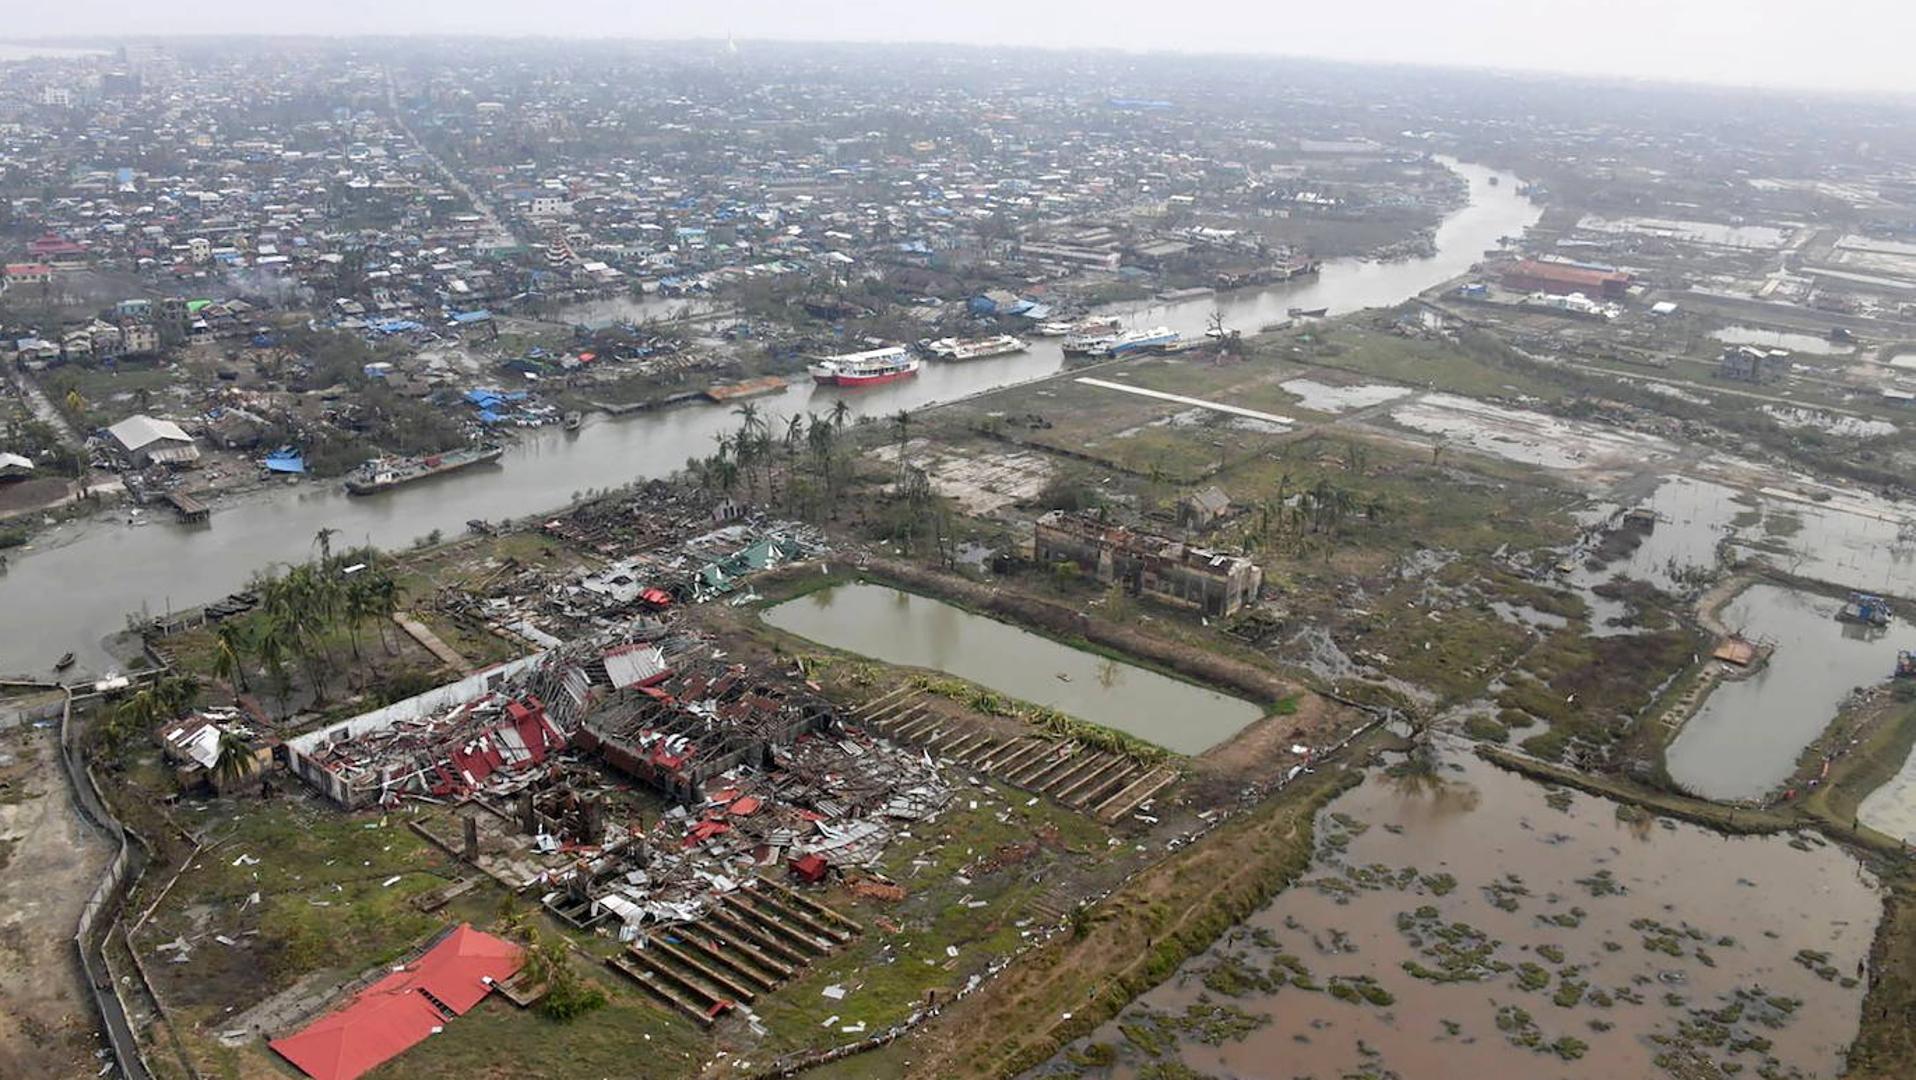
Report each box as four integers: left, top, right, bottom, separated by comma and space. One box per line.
0, 723, 110, 1078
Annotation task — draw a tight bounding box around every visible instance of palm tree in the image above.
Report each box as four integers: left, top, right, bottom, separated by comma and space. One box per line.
892, 409, 912, 479
313, 527, 340, 565
342, 574, 376, 665
108, 688, 161, 750
784, 412, 804, 455
829, 398, 851, 432
254, 614, 294, 712
731, 401, 764, 442
212, 728, 257, 793
370, 570, 404, 655
214, 621, 251, 694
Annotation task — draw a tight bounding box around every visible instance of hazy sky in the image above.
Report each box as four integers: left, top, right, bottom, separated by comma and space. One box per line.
12, 0, 1916, 96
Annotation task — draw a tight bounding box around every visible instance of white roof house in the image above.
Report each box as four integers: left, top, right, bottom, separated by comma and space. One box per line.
0, 451, 33, 478
108, 414, 200, 465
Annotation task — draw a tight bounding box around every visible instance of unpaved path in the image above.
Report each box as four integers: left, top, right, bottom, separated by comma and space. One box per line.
0, 724, 111, 1078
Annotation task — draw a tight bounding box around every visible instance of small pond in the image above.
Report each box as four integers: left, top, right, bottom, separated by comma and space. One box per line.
762, 583, 1263, 754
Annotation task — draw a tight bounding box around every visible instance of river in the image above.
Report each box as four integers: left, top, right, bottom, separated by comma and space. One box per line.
0, 159, 1537, 673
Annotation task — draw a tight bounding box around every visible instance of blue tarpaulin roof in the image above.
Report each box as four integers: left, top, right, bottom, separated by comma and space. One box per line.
371, 318, 425, 334
476, 410, 504, 424
450, 309, 493, 323
263, 450, 305, 474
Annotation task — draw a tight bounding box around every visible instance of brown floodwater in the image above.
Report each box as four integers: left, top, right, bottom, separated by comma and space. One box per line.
1037, 747, 1879, 1080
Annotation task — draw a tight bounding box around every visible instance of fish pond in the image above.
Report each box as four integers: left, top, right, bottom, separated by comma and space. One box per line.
761, 583, 1263, 754
1666, 584, 1916, 802
1035, 747, 1878, 1080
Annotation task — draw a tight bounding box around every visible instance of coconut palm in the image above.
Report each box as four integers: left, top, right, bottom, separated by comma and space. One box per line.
891, 409, 912, 478
732, 400, 764, 438
313, 526, 340, 565
253, 614, 294, 712
214, 621, 251, 694
370, 570, 404, 655
212, 728, 257, 792
829, 398, 851, 431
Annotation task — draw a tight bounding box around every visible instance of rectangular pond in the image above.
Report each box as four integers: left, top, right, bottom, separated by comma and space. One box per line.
761, 583, 1264, 754
1666, 583, 1916, 800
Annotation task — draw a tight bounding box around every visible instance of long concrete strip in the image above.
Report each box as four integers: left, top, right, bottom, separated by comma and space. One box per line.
1074, 377, 1295, 426
392, 613, 472, 671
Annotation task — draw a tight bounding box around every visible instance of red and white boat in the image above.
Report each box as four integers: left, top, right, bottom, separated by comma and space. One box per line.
807, 345, 921, 387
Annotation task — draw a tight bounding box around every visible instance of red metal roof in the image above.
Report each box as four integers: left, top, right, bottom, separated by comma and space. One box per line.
1504, 259, 1627, 288
269, 925, 523, 1080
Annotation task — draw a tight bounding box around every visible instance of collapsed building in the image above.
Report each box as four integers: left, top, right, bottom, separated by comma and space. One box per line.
575, 660, 836, 803
1034, 509, 1264, 617
558, 522, 825, 618
284, 631, 697, 808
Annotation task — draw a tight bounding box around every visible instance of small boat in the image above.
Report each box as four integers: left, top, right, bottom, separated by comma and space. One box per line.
1288, 306, 1329, 318
562, 410, 583, 431
55, 652, 75, 671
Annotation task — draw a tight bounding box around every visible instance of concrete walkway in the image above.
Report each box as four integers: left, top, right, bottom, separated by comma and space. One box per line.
392, 613, 471, 671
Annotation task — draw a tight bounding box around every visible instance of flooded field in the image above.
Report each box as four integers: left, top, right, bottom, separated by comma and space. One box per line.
1385, 393, 1677, 477
1577, 215, 1795, 250
761, 583, 1263, 754
1712, 325, 1854, 356
1038, 749, 1878, 1080
1761, 406, 1896, 439
1858, 723, 1916, 843
1277, 378, 1413, 414
1667, 584, 1916, 801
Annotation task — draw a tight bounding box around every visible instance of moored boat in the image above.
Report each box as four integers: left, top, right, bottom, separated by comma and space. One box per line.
1036, 315, 1120, 339
807, 345, 921, 387
1289, 306, 1329, 318
1091, 326, 1179, 357
344, 445, 506, 495
925, 334, 1028, 361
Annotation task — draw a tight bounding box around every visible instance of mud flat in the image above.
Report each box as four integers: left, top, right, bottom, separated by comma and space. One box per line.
1037, 746, 1879, 1080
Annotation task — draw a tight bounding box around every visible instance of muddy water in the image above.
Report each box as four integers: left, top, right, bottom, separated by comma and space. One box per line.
1563, 477, 1743, 635
1040, 750, 1877, 1080
762, 583, 1261, 754
1667, 585, 1916, 802
1277, 378, 1412, 414
1711, 326, 1854, 356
